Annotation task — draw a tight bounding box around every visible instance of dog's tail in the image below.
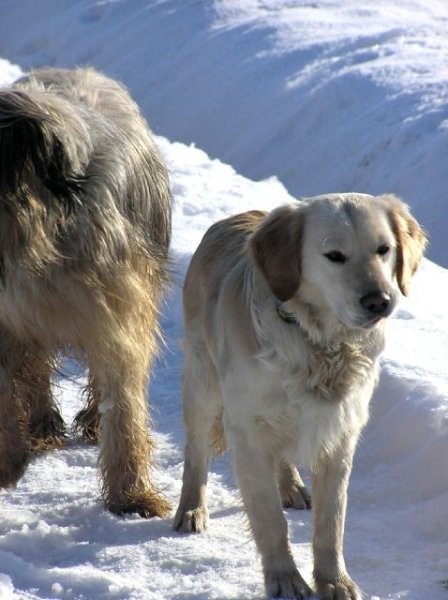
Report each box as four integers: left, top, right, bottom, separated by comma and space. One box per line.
0, 89, 85, 214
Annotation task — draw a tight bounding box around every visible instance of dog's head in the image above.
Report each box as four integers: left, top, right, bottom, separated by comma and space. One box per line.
251, 193, 427, 330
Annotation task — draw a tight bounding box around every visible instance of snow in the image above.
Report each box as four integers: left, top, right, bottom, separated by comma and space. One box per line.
0, 2, 447, 599
2, 0, 448, 266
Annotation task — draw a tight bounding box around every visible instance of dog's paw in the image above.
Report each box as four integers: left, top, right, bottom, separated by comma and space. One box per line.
315, 576, 362, 600
173, 506, 209, 533
108, 491, 171, 519
281, 482, 311, 510
0, 452, 30, 488
73, 405, 100, 444
30, 407, 66, 452
265, 568, 313, 599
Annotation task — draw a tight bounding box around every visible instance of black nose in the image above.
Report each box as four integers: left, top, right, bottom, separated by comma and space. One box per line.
360, 291, 391, 315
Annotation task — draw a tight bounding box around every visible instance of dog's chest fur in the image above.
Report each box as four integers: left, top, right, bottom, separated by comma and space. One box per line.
251, 321, 380, 467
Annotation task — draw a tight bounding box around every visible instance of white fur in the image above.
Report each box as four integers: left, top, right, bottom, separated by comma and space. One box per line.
174, 195, 426, 599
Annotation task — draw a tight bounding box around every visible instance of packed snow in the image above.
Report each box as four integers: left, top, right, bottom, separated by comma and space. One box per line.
0, 2, 447, 599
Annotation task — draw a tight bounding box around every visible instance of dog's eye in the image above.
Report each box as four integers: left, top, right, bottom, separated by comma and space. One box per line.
377, 244, 390, 257
324, 250, 347, 264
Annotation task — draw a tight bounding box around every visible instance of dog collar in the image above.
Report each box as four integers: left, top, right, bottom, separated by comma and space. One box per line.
276, 304, 300, 325
275, 303, 323, 347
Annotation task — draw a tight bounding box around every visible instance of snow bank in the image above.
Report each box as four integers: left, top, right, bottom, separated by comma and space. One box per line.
1, 0, 447, 264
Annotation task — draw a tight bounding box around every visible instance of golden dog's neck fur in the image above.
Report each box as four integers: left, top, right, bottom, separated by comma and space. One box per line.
244, 264, 383, 404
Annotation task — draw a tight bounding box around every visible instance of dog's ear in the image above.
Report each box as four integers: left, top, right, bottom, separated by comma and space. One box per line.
0, 89, 83, 212
381, 194, 427, 296
250, 204, 303, 302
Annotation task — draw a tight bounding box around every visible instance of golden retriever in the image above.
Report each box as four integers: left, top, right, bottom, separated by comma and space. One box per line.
174, 193, 426, 598
0, 67, 171, 518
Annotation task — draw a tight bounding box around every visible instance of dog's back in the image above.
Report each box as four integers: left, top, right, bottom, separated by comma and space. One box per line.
10, 67, 171, 255
183, 210, 266, 329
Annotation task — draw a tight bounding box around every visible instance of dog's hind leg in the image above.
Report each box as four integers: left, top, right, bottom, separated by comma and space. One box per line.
0, 331, 32, 487
77, 264, 171, 519
174, 347, 221, 533
20, 353, 66, 452
277, 460, 311, 510
73, 372, 101, 444
89, 341, 171, 519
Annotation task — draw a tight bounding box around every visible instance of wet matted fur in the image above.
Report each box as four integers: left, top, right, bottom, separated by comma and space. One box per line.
0, 67, 172, 518
174, 194, 426, 598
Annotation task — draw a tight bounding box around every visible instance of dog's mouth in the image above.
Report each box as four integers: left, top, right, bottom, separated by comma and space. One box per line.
361, 316, 383, 328
343, 312, 387, 330
359, 306, 397, 328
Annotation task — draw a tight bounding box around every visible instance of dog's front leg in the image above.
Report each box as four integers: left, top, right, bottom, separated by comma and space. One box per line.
312, 440, 362, 600
173, 356, 218, 533
229, 423, 313, 599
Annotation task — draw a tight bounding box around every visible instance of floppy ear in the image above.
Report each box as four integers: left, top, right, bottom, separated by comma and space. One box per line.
381, 194, 427, 296
0, 89, 83, 213
250, 204, 303, 302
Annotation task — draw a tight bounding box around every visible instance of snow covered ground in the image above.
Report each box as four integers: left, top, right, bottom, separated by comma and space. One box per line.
1, 0, 448, 266
0, 2, 447, 599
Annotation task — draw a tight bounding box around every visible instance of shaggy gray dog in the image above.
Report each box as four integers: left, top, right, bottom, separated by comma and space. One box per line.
0, 67, 171, 518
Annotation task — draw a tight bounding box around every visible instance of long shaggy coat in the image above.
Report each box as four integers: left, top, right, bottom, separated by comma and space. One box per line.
0, 67, 172, 517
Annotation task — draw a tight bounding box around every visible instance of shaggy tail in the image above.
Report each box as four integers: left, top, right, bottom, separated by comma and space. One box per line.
0, 89, 85, 213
